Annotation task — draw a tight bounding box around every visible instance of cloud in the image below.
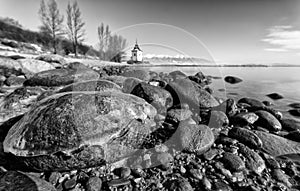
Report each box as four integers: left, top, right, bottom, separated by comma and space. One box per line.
262, 25, 300, 51
264, 48, 288, 52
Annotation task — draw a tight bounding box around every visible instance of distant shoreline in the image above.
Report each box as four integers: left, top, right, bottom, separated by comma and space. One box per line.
128, 64, 300, 67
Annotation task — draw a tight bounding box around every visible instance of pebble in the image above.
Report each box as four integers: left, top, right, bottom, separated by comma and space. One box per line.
202, 176, 212, 190
62, 178, 76, 190
48, 171, 62, 186
114, 167, 131, 179
222, 152, 246, 172
189, 168, 203, 180
86, 176, 102, 191
272, 169, 292, 188
231, 112, 259, 125
203, 148, 220, 161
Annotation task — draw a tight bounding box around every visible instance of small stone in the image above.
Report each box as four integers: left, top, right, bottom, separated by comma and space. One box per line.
222, 152, 246, 172
204, 149, 220, 161
107, 179, 131, 188
180, 166, 186, 174
86, 176, 102, 191
167, 178, 193, 191
224, 76, 242, 84
202, 177, 212, 190
58, 174, 70, 184
189, 168, 203, 180
213, 180, 233, 191
114, 167, 131, 179
266, 93, 284, 100
272, 169, 292, 188
49, 171, 62, 186
63, 178, 77, 190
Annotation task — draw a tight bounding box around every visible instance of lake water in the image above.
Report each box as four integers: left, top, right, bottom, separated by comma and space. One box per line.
134, 66, 300, 121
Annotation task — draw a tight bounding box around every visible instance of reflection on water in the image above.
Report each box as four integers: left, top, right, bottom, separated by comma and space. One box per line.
132, 66, 300, 120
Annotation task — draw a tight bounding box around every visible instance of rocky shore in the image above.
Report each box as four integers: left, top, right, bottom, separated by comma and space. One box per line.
1, 55, 300, 191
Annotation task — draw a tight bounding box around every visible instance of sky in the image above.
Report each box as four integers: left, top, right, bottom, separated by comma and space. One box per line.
0, 0, 300, 64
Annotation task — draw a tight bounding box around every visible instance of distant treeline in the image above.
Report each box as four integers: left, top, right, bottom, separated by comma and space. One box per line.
0, 18, 94, 56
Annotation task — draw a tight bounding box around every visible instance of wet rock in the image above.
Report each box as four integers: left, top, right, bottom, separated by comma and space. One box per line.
107, 179, 131, 189
208, 110, 229, 128
238, 98, 265, 108
213, 99, 238, 117
213, 180, 233, 191
238, 143, 266, 175
289, 109, 300, 117
228, 127, 262, 149
63, 178, 77, 190
262, 153, 280, 169
189, 168, 203, 180
65, 62, 88, 70
285, 130, 300, 142
281, 118, 300, 131
231, 112, 259, 126
3, 91, 157, 171
122, 77, 142, 93
202, 177, 212, 190
288, 103, 300, 109
222, 152, 246, 172
178, 123, 214, 155
0, 171, 56, 191
86, 176, 102, 191
272, 169, 292, 188
24, 68, 100, 87
58, 79, 122, 93
204, 148, 220, 161
166, 178, 193, 191
255, 131, 300, 157
224, 76, 242, 84
254, 110, 282, 131
102, 75, 127, 87
48, 171, 62, 186
266, 93, 284, 100
130, 82, 173, 113
166, 78, 219, 110
35, 54, 66, 65
4, 75, 26, 86
168, 70, 187, 80
121, 69, 150, 81
166, 108, 193, 124
113, 167, 131, 179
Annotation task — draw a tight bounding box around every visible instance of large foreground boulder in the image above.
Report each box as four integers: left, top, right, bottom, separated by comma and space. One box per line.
24, 68, 100, 87
58, 79, 122, 93
166, 78, 219, 110
3, 91, 157, 171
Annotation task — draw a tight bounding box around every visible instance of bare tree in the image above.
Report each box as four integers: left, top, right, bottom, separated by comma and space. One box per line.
97, 23, 110, 60
39, 0, 64, 54
66, 1, 85, 57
